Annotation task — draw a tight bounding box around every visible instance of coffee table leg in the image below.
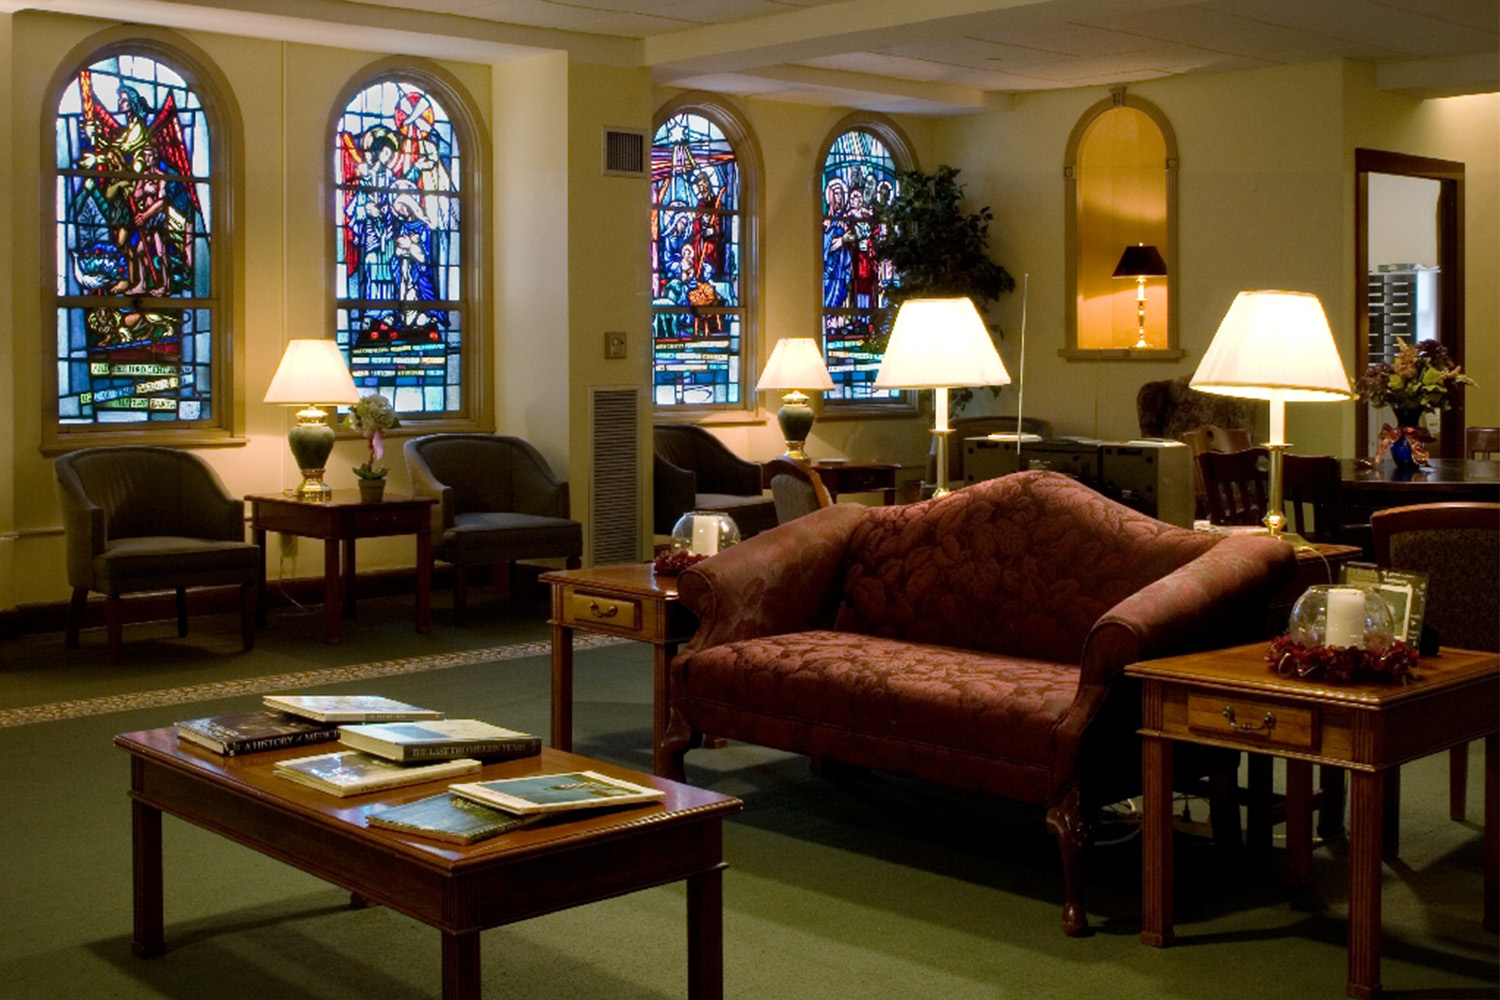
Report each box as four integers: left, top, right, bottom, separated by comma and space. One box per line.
1142, 732, 1175, 946
551, 622, 573, 752
441, 930, 481, 1000
687, 868, 724, 1000
1347, 768, 1385, 999
132, 794, 164, 958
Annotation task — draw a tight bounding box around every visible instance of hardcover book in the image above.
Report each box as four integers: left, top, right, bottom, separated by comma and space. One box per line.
273, 750, 480, 797
449, 770, 665, 816
365, 792, 543, 844
337, 719, 542, 763
263, 694, 444, 723
174, 711, 339, 756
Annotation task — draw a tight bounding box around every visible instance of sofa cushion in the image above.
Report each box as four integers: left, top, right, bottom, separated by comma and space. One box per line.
679, 629, 1079, 769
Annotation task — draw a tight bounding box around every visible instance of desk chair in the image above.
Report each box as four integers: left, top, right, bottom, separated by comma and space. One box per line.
766, 456, 832, 524
1467, 426, 1500, 461
1197, 447, 1270, 526
1181, 425, 1252, 520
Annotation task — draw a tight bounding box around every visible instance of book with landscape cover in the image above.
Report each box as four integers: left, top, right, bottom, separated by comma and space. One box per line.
337, 719, 542, 762
175, 711, 339, 756
449, 770, 665, 816
263, 694, 444, 724
272, 750, 481, 797
365, 791, 544, 844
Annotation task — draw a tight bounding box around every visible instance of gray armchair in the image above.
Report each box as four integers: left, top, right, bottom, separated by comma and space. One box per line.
653, 424, 777, 538
54, 446, 259, 664
404, 434, 582, 624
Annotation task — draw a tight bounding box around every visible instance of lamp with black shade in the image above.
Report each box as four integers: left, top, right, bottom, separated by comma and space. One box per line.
1112, 243, 1168, 349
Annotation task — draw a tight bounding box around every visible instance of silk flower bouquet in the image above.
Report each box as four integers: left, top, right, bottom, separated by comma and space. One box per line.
1355, 338, 1473, 464
344, 392, 401, 479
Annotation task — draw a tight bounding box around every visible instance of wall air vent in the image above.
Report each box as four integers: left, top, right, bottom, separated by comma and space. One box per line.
590, 386, 642, 564
602, 127, 647, 178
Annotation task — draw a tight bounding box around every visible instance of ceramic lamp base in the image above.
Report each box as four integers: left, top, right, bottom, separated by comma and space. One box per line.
776, 396, 815, 463
287, 407, 335, 501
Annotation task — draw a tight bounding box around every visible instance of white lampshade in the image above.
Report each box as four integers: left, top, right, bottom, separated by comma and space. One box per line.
873, 297, 1011, 389
757, 337, 834, 391
1191, 291, 1351, 403
263, 339, 361, 406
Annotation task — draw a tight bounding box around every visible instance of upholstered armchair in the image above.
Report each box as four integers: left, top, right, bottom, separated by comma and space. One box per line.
404, 434, 582, 623
1137, 375, 1253, 440
54, 446, 259, 664
652, 424, 777, 538
664, 471, 1296, 934
765, 456, 832, 524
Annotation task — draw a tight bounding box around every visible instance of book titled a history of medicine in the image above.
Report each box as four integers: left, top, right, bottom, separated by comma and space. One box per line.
337, 719, 542, 762
272, 750, 481, 797
449, 770, 666, 816
262, 694, 444, 724
365, 792, 543, 844
174, 711, 339, 756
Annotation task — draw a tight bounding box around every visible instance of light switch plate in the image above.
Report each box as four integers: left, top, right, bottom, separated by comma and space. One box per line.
605, 332, 627, 359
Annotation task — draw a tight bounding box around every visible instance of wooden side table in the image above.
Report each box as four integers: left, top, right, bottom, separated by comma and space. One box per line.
1127, 642, 1498, 999
247, 490, 436, 644
541, 564, 698, 776
761, 460, 899, 505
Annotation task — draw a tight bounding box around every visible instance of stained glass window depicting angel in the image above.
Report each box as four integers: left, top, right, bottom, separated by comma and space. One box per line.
821, 129, 900, 401
650, 111, 743, 407
54, 54, 214, 425
335, 80, 461, 414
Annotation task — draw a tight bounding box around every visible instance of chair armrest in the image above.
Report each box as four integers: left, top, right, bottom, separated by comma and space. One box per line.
653, 453, 697, 535
1079, 533, 1297, 691
54, 464, 106, 587
404, 444, 455, 532
676, 503, 866, 653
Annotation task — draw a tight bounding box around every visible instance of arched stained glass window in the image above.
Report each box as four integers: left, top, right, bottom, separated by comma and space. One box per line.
335, 78, 463, 414
54, 52, 216, 427
820, 127, 902, 402
651, 109, 745, 407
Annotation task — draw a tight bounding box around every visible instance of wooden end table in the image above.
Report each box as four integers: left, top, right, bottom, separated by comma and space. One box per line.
247, 490, 436, 644
1127, 642, 1498, 998
541, 564, 698, 776
116, 729, 741, 1000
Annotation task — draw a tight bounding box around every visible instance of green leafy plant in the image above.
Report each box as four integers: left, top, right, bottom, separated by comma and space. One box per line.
873, 165, 1014, 407
343, 392, 401, 479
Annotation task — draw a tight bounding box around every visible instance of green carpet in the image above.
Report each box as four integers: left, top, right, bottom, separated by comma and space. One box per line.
1, 602, 1495, 999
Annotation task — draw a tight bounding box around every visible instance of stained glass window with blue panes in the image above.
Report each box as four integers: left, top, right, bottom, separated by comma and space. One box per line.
821, 130, 899, 401
335, 80, 461, 414
651, 112, 743, 407
54, 54, 214, 425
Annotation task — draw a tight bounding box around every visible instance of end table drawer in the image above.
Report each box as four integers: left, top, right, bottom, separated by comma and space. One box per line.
563, 589, 643, 634
1187, 693, 1316, 750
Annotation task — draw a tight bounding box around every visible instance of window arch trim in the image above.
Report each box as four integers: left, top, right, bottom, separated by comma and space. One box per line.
650, 93, 762, 418
42, 28, 243, 452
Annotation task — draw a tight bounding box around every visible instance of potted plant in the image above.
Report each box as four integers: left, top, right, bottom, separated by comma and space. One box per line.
1355, 338, 1474, 468
874, 164, 1015, 410
344, 392, 401, 501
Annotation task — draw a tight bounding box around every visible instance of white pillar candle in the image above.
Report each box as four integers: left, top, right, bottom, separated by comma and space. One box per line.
690, 515, 719, 556
1325, 588, 1366, 649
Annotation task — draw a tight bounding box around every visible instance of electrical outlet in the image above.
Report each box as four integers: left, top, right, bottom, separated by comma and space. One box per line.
605, 332, 627, 359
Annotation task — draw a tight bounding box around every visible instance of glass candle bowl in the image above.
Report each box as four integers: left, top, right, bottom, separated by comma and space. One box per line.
1287, 584, 1396, 652
670, 510, 741, 557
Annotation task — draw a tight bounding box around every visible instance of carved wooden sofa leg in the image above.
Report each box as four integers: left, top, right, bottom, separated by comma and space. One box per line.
1045, 786, 1093, 937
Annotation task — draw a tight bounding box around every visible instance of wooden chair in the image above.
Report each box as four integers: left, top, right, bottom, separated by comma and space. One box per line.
765, 456, 832, 524
1197, 447, 1269, 526
1282, 453, 1354, 545
1466, 426, 1500, 461
1180, 425, 1252, 519
1371, 502, 1500, 833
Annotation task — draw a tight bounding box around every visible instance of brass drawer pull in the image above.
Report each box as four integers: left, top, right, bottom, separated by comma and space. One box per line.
1221, 705, 1276, 733
588, 601, 619, 620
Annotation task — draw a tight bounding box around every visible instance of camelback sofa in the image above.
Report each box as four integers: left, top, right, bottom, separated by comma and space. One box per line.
662, 471, 1296, 935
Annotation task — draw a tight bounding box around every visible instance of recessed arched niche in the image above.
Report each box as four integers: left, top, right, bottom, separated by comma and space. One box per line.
1063, 89, 1181, 360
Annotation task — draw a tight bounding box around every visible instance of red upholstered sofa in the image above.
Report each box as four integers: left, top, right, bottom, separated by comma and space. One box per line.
662, 471, 1296, 934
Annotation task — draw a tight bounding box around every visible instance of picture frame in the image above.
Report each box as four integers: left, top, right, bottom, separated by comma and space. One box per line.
1341, 562, 1429, 646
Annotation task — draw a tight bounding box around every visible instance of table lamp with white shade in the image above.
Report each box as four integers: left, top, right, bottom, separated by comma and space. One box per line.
874, 297, 1011, 497
1190, 290, 1351, 538
756, 337, 835, 462
263, 339, 362, 500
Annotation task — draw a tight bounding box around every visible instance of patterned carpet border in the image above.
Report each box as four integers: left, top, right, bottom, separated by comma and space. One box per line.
0, 633, 629, 729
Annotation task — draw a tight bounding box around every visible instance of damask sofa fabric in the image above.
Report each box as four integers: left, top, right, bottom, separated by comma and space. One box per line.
664, 471, 1296, 935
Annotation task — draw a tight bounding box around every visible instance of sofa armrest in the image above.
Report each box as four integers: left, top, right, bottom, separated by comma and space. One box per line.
1079, 533, 1297, 691
676, 503, 866, 653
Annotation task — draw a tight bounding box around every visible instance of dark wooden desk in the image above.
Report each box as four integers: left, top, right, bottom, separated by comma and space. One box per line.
116, 729, 740, 1000
1341, 458, 1500, 516
247, 490, 436, 644
1129, 643, 1498, 999
762, 460, 899, 505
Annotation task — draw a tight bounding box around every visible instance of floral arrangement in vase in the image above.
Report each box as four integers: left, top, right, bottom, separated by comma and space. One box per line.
343, 392, 401, 479
1355, 338, 1474, 467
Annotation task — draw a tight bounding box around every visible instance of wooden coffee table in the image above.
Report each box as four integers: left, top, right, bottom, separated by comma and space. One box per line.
116, 728, 741, 1000
1127, 643, 1498, 999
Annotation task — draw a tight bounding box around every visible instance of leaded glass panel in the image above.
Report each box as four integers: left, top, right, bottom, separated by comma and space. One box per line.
821, 129, 899, 401
651, 111, 744, 407
335, 80, 462, 413
54, 55, 214, 425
